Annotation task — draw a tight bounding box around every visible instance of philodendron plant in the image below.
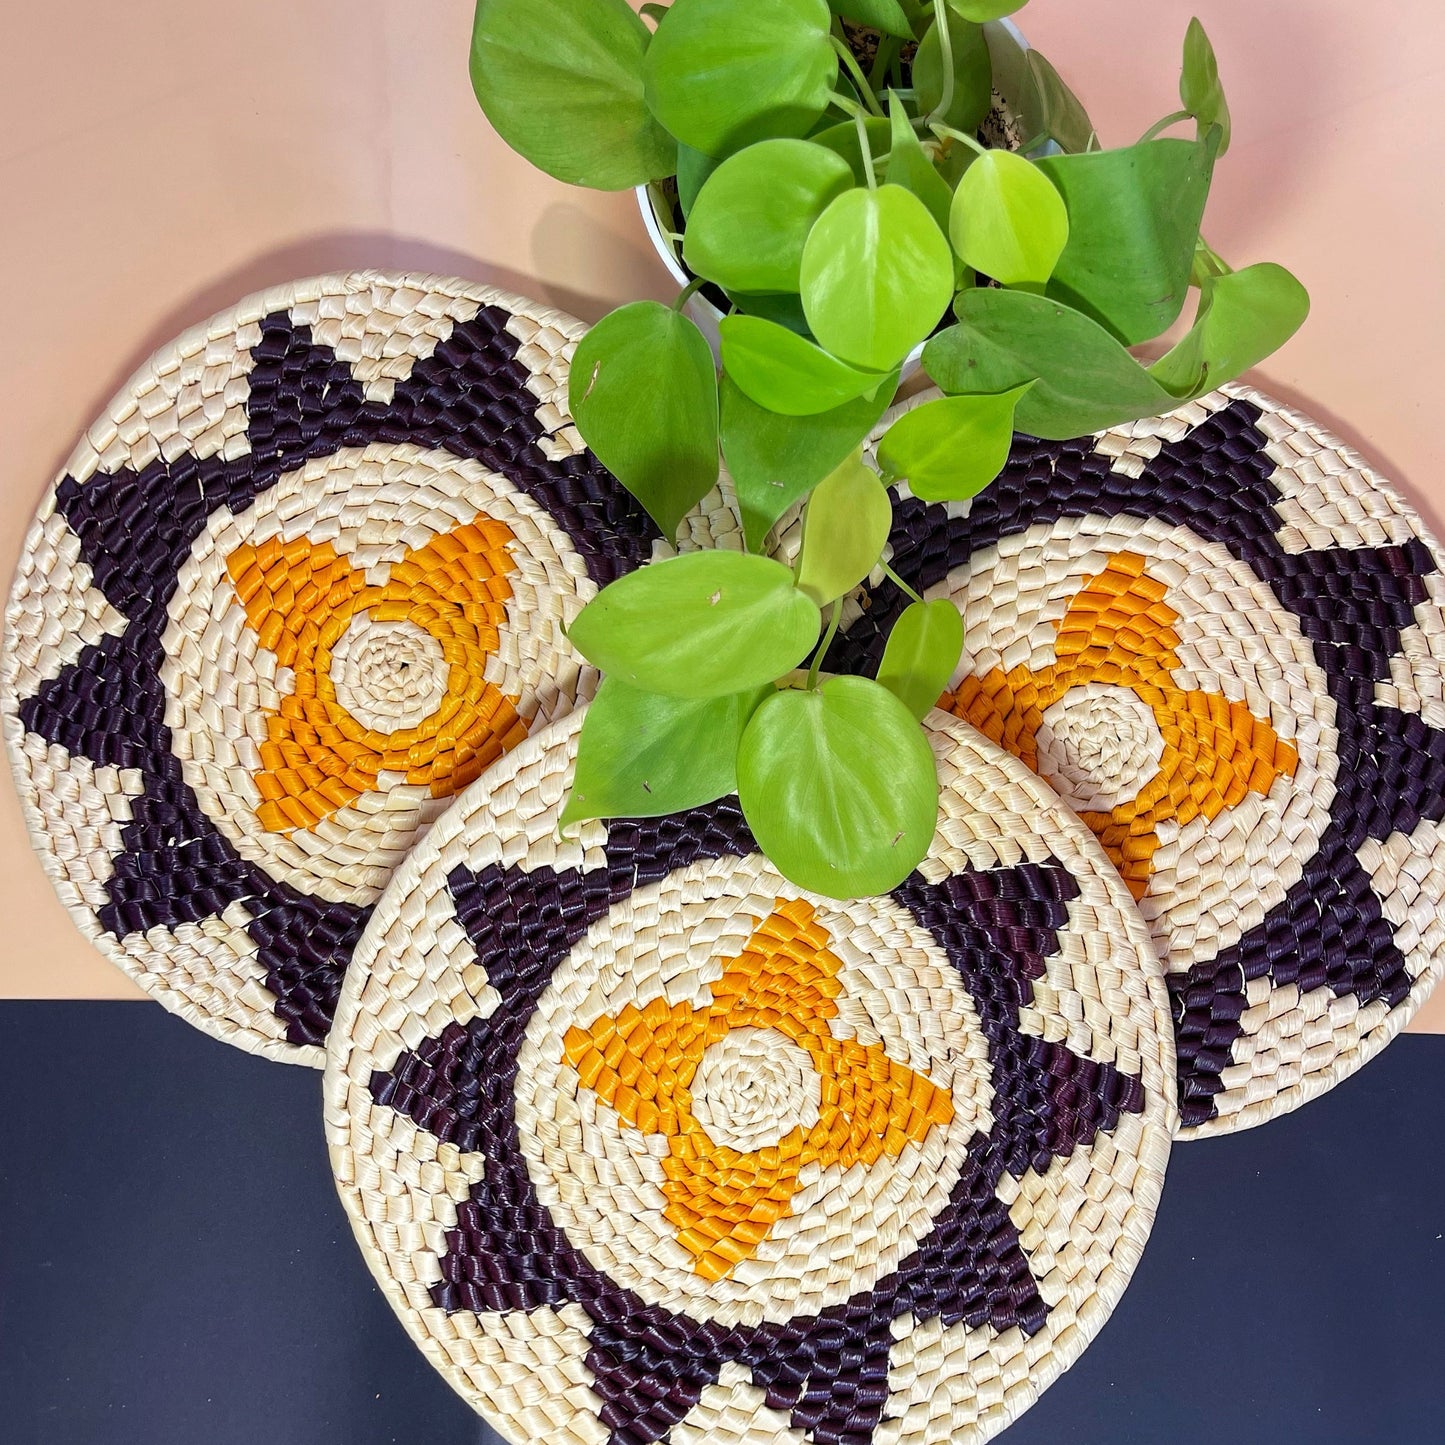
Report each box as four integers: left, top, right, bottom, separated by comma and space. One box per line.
469, 0, 1309, 899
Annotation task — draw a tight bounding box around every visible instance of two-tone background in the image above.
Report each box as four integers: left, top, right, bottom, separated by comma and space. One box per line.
2, 2, 1442, 1441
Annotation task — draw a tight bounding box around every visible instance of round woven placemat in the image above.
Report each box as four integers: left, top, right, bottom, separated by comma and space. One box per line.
832, 384, 1445, 1138
2, 272, 738, 1065
326, 705, 1174, 1445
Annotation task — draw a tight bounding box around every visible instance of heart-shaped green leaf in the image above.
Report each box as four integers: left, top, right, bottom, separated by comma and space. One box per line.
876, 385, 1030, 501
913, 14, 992, 132
947, 0, 1026, 19
1025, 49, 1096, 154
721, 316, 886, 416
828, 0, 914, 39
1036, 133, 1220, 344
643, 0, 837, 156
885, 93, 953, 236
561, 678, 769, 827
569, 301, 719, 540
1181, 17, 1231, 157
1150, 262, 1310, 398
949, 150, 1069, 285
801, 184, 954, 371
725, 290, 813, 335
722, 374, 898, 551
925, 288, 1174, 438
568, 551, 821, 698
685, 139, 855, 293
795, 451, 894, 605
737, 675, 939, 897
809, 116, 893, 186
470, 0, 675, 190
676, 143, 721, 217
877, 599, 964, 718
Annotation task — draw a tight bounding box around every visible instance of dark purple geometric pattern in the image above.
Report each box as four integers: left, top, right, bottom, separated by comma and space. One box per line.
17, 302, 660, 1047
371, 806, 1146, 1445
829, 398, 1445, 1129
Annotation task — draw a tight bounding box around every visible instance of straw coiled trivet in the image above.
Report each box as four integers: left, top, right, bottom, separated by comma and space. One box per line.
830, 384, 1445, 1137
326, 705, 1173, 1445
1, 272, 738, 1064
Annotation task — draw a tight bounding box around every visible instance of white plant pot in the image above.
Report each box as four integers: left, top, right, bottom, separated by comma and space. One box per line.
635, 16, 1033, 384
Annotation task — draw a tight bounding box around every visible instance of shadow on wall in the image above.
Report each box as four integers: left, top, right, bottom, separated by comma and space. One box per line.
43, 230, 633, 489
529, 197, 679, 319
42, 213, 1445, 549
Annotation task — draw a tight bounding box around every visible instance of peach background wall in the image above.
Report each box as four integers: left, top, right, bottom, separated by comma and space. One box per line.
1, 0, 1442, 1028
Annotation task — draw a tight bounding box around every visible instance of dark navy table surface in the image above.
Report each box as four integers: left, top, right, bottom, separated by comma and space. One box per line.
2, 1001, 1442, 1445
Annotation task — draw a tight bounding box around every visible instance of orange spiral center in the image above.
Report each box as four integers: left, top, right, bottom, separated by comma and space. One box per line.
225, 518, 528, 834
950, 550, 1299, 898
563, 897, 955, 1281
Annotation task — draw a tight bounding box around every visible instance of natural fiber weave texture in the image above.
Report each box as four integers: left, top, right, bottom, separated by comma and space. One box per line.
831, 384, 1445, 1138
2, 272, 738, 1065
326, 705, 1174, 1445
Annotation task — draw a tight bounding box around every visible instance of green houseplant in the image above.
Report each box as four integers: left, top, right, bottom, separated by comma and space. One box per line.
469, 0, 1309, 899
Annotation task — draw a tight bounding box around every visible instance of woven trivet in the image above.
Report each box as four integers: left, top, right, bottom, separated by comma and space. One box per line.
326, 705, 1174, 1445
1, 272, 739, 1065
830, 384, 1445, 1138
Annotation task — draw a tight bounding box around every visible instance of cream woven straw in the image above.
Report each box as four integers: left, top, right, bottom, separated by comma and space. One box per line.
829, 384, 1445, 1138
326, 704, 1174, 1445
1, 272, 738, 1065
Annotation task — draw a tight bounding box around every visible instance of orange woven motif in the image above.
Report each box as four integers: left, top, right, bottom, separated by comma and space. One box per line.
562, 897, 956, 1282
226, 519, 527, 833
952, 550, 1299, 898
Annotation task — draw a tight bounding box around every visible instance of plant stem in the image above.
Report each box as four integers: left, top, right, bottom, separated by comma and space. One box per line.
671, 276, 706, 312
808, 599, 844, 690
927, 0, 955, 127
1193, 233, 1234, 279
930, 120, 986, 157
870, 35, 901, 90
855, 112, 878, 189
1139, 108, 1192, 144
888, 36, 907, 87
831, 36, 885, 117
828, 89, 872, 124
881, 563, 923, 605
